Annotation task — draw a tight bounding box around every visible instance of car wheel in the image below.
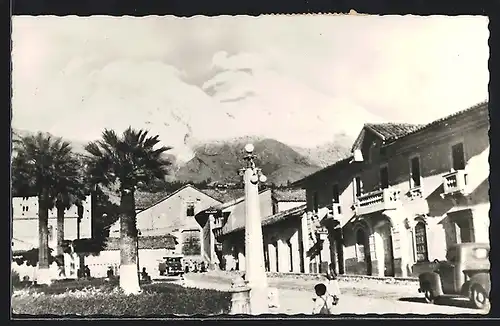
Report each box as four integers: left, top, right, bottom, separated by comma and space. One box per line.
424, 289, 436, 304
470, 284, 489, 310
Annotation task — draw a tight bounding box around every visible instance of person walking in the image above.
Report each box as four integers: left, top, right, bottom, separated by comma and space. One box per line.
325, 263, 341, 306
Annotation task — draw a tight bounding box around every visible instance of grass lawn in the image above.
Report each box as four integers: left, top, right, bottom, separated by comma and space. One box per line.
11, 278, 232, 316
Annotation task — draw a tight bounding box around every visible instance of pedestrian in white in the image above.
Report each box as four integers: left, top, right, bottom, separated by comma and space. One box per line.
325, 263, 341, 306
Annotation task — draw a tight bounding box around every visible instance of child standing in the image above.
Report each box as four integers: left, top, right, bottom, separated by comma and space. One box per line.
312, 283, 335, 315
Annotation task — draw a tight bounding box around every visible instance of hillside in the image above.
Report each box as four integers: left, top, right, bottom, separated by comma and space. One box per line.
12, 128, 352, 186
291, 133, 354, 168
175, 137, 322, 186
12, 128, 89, 155
11, 128, 181, 175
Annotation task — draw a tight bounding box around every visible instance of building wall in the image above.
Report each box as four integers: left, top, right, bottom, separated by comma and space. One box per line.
263, 217, 303, 273
108, 186, 220, 262
222, 189, 274, 233
303, 161, 361, 274
84, 248, 176, 278
218, 191, 303, 271
110, 186, 219, 237
302, 106, 490, 277
277, 201, 305, 213
12, 195, 92, 250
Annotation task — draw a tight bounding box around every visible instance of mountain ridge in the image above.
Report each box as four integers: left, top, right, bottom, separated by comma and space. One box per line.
11, 128, 352, 186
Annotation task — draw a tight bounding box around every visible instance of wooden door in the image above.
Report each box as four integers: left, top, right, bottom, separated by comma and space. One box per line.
379, 224, 395, 277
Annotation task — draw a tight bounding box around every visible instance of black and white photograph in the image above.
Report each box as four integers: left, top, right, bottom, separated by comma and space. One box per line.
10, 13, 490, 317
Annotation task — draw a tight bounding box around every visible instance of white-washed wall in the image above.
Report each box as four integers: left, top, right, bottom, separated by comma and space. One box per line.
85, 250, 121, 278
85, 248, 173, 278
277, 201, 305, 213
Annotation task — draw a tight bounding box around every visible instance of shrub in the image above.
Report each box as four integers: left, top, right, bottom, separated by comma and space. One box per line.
12, 281, 231, 316
11, 270, 21, 288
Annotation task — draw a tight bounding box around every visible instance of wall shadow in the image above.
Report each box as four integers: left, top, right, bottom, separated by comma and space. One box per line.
399, 296, 476, 310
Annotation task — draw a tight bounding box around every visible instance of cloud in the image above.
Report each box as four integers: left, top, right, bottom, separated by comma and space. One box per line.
11, 15, 489, 153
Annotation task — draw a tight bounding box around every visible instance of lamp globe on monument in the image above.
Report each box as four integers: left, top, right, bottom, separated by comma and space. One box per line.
239, 143, 269, 315
245, 143, 254, 154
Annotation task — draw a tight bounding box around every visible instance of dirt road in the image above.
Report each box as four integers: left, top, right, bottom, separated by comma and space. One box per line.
180, 272, 488, 316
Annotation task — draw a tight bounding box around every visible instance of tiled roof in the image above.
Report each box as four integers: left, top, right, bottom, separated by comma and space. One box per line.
200, 188, 245, 203
391, 101, 489, 142
350, 122, 424, 153
364, 123, 424, 142
272, 188, 306, 202
291, 155, 354, 187
101, 188, 172, 210
104, 234, 177, 251
135, 191, 172, 210
295, 101, 488, 187
262, 204, 306, 227
103, 185, 245, 211
224, 204, 307, 235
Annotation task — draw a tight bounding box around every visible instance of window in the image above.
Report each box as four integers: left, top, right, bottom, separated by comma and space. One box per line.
451, 142, 466, 170
181, 230, 201, 255
354, 176, 363, 198
332, 184, 340, 203
455, 218, 474, 243
380, 166, 389, 189
186, 202, 195, 217
414, 222, 429, 262
356, 229, 366, 262
313, 191, 319, 212
410, 156, 421, 188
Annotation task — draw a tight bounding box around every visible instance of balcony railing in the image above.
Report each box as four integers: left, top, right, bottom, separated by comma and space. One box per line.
442, 169, 468, 197
213, 227, 223, 239
212, 218, 223, 229
354, 188, 401, 216
407, 186, 423, 200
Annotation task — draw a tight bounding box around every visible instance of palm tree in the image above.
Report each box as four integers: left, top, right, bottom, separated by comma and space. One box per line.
53, 156, 86, 275
85, 127, 171, 294
12, 132, 76, 285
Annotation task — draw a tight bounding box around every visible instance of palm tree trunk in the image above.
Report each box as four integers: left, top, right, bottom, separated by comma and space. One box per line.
119, 189, 141, 294
37, 192, 52, 285
56, 205, 65, 256
77, 206, 85, 278
56, 203, 66, 277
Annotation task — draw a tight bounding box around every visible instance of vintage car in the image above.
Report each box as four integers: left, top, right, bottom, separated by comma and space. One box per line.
158, 254, 184, 276
418, 242, 490, 309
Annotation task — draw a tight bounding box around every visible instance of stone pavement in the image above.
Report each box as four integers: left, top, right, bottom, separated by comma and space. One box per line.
180, 272, 487, 316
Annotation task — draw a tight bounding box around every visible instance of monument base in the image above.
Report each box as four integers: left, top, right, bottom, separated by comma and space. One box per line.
249, 286, 269, 315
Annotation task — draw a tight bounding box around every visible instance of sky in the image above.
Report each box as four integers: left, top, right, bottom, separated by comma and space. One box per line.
11, 15, 489, 161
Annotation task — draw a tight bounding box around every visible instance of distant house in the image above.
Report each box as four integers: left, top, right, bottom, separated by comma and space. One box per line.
11, 195, 92, 280
99, 184, 242, 276
12, 195, 92, 253
196, 188, 306, 271
85, 234, 178, 278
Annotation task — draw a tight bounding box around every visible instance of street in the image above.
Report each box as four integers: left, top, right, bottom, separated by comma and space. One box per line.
179, 272, 488, 315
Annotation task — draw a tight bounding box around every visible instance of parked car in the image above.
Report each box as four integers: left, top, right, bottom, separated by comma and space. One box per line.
418, 242, 490, 309
159, 254, 184, 276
